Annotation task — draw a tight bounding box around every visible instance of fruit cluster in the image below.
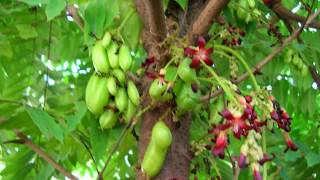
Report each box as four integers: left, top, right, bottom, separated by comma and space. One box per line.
237, 0, 261, 23
85, 32, 140, 129
285, 49, 309, 77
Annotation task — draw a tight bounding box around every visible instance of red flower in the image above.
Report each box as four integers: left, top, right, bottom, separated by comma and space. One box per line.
212, 131, 228, 158
258, 153, 275, 165
220, 109, 251, 139
270, 109, 291, 132
253, 168, 262, 180
184, 37, 213, 68
234, 153, 248, 168
284, 133, 298, 152
141, 56, 155, 67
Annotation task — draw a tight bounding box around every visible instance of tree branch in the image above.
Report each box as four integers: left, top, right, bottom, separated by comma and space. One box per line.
66, 5, 84, 31
309, 66, 320, 89
13, 129, 78, 180
201, 8, 320, 101
267, 2, 320, 29
187, 0, 230, 44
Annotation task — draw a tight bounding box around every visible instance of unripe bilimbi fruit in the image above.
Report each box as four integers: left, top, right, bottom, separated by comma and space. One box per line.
115, 88, 128, 112
112, 69, 126, 84
141, 121, 172, 177
85, 74, 110, 114
149, 79, 167, 100
127, 80, 140, 105
99, 109, 117, 129
107, 76, 117, 96
124, 100, 137, 123
107, 42, 119, 68
119, 44, 132, 71
92, 42, 109, 73
101, 32, 111, 48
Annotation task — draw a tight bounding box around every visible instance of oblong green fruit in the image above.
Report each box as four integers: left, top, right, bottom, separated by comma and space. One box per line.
112, 69, 126, 84
107, 76, 117, 96
119, 44, 132, 71
301, 65, 308, 77
124, 100, 137, 123
149, 79, 167, 100
247, 0, 255, 8
178, 58, 197, 82
141, 121, 172, 177
92, 42, 109, 73
115, 88, 128, 112
127, 80, 140, 105
292, 54, 300, 66
85, 74, 110, 114
107, 42, 119, 68
99, 110, 117, 129
101, 32, 111, 48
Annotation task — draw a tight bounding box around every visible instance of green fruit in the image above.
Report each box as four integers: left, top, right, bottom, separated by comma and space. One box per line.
127, 80, 140, 105
119, 44, 132, 71
115, 88, 128, 112
85, 74, 110, 114
247, 0, 255, 8
141, 121, 172, 177
101, 32, 111, 48
107, 42, 119, 68
301, 65, 309, 77
284, 49, 293, 63
107, 76, 117, 96
149, 79, 167, 100
124, 100, 137, 123
178, 58, 197, 83
237, 0, 248, 20
112, 69, 126, 84
92, 42, 109, 73
292, 54, 300, 66
99, 110, 117, 129
158, 93, 173, 102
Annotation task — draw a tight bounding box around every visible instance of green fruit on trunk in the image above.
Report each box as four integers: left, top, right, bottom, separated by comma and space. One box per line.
127, 80, 140, 105
112, 69, 126, 84
99, 110, 117, 129
124, 100, 137, 123
119, 44, 132, 71
85, 74, 110, 114
115, 88, 128, 112
149, 79, 167, 100
92, 42, 109, 73
101, 32, 111, 48
107, 42, 119, 68
107, 76, 117, 96
141, 121, 172, 178
178, 58, 197, 83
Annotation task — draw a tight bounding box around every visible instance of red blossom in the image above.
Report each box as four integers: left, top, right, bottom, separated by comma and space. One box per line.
234, 153, 249, 168
184, 37, 214, 68
141, 56, 155, 67
212, 131, 228, 158
258, 153, 275, 165
253, 168, 262, 180
284, 133, 298, 152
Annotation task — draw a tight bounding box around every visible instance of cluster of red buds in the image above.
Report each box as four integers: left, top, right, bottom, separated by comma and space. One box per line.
208, 94, 297, 179
222, 26, 245, 46
184, 37, 214, 68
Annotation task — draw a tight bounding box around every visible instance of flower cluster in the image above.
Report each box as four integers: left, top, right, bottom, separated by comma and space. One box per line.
208, 94, 297, 179
184, 37, 214, 68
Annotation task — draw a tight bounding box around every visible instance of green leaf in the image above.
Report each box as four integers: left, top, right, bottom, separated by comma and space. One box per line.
284, 151, 301, 162
65, 102, 87, 134
174, 0, 187, 10
26, 108, 64, 142
84, 1, 106, 38
45, 0, 66, 21
89, 118, 110, 161
33, 164, 54, 180
0, 40, 13, 58
305, 152, 320, 167
104, 0, 119, 29
165, 66, 177, 81
120, 12, 141, 50
19, 0, 49, 6
16, 24, 38, 39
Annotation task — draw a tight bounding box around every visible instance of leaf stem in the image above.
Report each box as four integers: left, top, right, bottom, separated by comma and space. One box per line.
214, 45, 260, 90
200, 61, 238, 105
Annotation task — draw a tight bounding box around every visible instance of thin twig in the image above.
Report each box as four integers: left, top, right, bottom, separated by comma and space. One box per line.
13, 129, 78, 180
201, 8, 320, 101
97, 105, 152, 180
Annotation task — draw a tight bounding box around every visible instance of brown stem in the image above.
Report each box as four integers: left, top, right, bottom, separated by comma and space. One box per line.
309, 66, 320, 89
270, 3, 320, 29
187, 0, 230, 44
66, 5, 84, 31
201, 8, 320, 101
13, 129, 78, 180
